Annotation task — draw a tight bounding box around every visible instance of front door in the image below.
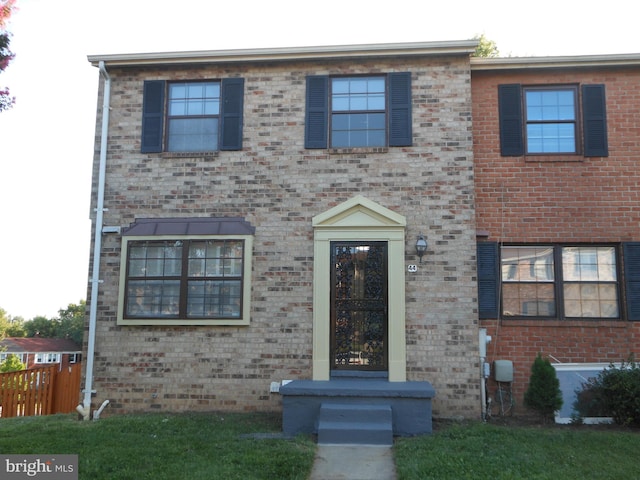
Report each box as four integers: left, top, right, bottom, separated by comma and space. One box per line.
330, 241, 388, 372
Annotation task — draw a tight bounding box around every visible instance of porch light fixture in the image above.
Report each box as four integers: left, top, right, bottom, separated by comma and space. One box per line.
416, 233, 428, 263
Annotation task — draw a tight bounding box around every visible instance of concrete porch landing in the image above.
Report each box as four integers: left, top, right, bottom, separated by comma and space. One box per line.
280, 378, 436, 439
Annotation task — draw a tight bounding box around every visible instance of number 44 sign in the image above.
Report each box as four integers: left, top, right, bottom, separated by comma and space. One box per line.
407, 264, 418, 273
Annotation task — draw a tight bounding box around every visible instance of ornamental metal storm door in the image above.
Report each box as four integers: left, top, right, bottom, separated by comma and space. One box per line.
330, 241, 388, 371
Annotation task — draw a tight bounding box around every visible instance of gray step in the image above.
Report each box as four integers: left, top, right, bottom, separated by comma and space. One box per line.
317, 403, 393, 445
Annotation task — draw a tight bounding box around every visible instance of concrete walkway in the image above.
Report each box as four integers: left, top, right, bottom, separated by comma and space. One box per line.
308, 445, 397, 480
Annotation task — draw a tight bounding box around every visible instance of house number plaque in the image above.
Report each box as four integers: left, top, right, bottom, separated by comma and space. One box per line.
407, 265, 418, 272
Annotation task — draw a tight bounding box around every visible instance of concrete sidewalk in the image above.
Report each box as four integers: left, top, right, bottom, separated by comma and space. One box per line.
308, 445, 397, 480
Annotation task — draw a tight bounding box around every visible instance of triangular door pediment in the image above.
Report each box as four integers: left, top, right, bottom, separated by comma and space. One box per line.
312, 195, 406, 229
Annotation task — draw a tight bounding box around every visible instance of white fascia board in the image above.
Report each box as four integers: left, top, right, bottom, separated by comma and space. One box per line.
88, 40, 479, 67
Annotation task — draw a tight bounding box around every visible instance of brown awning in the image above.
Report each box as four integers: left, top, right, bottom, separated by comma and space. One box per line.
122, 217, 255, 236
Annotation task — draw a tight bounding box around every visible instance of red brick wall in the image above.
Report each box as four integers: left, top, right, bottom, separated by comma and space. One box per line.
472, 66, 640, 413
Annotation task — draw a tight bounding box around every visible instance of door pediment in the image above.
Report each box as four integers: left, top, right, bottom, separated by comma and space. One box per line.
313, 195, 406, 229
312, 195, 407, 382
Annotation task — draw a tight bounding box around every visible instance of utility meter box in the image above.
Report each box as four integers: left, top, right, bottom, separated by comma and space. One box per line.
494, 360, 514, 382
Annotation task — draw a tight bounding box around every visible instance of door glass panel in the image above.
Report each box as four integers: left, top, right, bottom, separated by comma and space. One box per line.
331, 242, 387, 370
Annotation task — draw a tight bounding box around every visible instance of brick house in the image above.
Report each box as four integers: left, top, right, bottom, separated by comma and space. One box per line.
83, 41, 640, 430
472, 54, 640, 416
0, 337, 82, 370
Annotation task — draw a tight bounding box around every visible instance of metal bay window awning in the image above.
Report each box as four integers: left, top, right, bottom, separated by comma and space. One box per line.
122, 217, 255, 236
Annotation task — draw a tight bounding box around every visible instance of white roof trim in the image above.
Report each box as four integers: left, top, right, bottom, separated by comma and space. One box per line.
88, 40, 479, 67
471, 53, 640, 71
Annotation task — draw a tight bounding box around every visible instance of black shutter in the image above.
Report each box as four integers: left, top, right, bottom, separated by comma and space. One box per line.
498, 84, 524, 156
582, 84, 608, 157
388, 72, 412, 146
305, 76, 328, 149
220, 78, 244, 151
477, 242, 499, 319
624, 243, 640, 321
141, 80, 165, 153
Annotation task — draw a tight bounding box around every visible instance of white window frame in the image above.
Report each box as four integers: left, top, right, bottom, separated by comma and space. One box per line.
35, 353, 61, 364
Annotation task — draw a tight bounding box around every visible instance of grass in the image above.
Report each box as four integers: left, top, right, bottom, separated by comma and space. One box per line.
0, 412, 316, 480
2, 414, 639, 480
394, 420, 640, 480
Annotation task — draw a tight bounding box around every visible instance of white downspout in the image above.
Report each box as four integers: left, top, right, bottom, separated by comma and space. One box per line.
78, 60, 111, 420
479, 328, 491, 421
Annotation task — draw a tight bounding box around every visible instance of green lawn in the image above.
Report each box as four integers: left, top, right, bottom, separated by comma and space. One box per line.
394, 420, 640, 480
0, 412, 315, 480
1, 414, 639, 480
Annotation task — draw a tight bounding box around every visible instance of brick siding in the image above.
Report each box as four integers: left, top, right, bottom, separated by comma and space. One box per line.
473, 67, 640, 411
86, 55, 480, 418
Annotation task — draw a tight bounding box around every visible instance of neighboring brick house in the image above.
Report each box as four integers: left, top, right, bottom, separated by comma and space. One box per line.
0, 337, 82, 370
83, 41, 640, 427
471, 54, 640, 412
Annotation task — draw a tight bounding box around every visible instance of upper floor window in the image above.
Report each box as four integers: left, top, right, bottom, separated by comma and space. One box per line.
305, 72, 412, 149
167, 82, 221, 152
141, 78, 244, 153
331, 77, 386, 147
525, 87, 577, 154
117, 217, 255, 326
498, 84, 608, 157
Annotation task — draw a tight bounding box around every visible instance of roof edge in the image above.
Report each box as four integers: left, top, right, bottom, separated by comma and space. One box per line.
471, 53, 640, 71
88, 40, 479, 67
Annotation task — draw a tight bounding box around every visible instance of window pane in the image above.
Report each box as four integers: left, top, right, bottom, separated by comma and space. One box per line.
187, 280, 241, 318
170, 84, 186, 98
332, 131, 349, 147
368, 130, 386, 147
526, 90, 575, 121
564, 283, 619, 318
562, 246, 620, 318
169, 99, 187, 116
527, 124, 576, 153
167, 118, 218, 152
503, 283, 555, 316
127, 280, 180, 317
369, 113, 386, 129
502, 247, 554, 282
331, 113, 386, 148
332, 97, 350, 111
332, 79, 350, 94
562, 247, 616, 281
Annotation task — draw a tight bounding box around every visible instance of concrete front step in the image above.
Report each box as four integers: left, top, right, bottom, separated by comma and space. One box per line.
317, 403, 393, 445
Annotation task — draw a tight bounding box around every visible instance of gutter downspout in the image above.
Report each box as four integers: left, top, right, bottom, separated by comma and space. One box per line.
78, 61, 110, 420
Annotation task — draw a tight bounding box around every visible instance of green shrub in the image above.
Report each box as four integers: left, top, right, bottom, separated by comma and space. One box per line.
574, 359, 640, 426
524, 353, 563, 421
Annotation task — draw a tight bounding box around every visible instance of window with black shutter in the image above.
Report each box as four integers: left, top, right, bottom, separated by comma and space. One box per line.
305, 72, 412, 149
141, 78, 245, 153
498, 83, 608, 157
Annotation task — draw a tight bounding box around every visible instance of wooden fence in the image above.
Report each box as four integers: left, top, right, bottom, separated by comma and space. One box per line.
0, 364, 82, 418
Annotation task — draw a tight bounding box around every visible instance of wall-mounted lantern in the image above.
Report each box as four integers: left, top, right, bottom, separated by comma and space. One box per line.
416, 233, 428, 263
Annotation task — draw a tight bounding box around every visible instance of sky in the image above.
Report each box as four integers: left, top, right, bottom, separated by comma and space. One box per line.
1, 0, 639, 320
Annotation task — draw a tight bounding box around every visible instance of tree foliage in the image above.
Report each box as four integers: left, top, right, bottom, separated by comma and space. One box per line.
0, 301, 86, 345
524, 353, 563, 422
0, 353, 25, 372
575, 359, 640, 426
0, 0, 16, 112
473, 34, 499, 58
0, 307, 24, 339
